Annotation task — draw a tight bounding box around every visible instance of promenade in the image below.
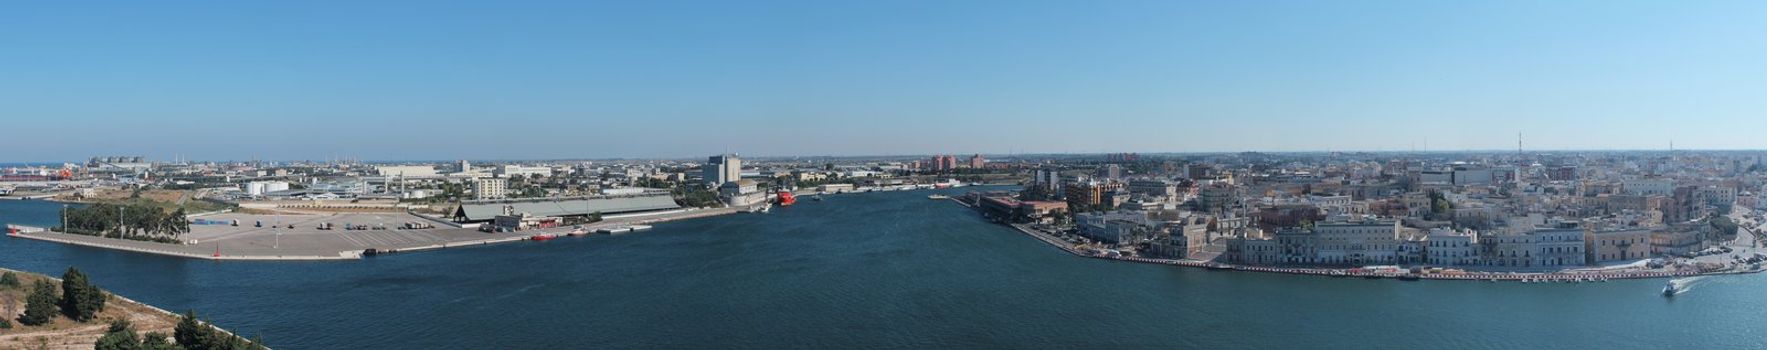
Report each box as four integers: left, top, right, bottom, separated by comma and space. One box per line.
952, 198, 1733, 282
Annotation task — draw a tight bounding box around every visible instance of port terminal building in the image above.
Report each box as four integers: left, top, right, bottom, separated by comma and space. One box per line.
451, 192, 681, 224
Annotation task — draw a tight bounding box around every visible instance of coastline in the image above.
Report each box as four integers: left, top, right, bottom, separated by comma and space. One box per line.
5, 204, 749, 262
0, 267, 255, 349
952, 198, 1738, 282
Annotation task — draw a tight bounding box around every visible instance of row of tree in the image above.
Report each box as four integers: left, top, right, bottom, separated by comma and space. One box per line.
59, 203, 191, 243
14, 267, 107, 326
1, 267, 265, 350
98, 310, 266, 350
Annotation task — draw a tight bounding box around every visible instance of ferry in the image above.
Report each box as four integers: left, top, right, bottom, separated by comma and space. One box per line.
1662, 282, 1677, 297
777, 191, 797, 206
530, 233, 558, 241
927, 194, 950, 200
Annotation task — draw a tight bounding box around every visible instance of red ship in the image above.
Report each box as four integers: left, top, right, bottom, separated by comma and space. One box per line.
777, 191, 796, 206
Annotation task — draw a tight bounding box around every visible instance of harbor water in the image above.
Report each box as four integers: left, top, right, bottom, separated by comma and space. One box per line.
1, 190, 1764, 349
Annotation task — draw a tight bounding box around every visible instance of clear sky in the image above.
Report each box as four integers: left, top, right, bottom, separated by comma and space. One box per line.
4, 1, 1764, 162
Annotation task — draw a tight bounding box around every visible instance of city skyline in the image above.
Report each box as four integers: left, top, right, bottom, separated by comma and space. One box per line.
5, 1, 1765, 162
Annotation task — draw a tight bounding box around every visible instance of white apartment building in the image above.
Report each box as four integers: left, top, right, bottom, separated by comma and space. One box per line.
474, 177, 508, 200
1424, 228, 1480, 266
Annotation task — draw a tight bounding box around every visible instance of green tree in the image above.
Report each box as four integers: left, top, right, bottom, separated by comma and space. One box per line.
61, 267, 106, 322
174, 310, 267, 350
95, 319, 141, 350
0, 271, 19, 289
19, 280, 59, 326
174, 311, 210, 347
140, 332, 178, 350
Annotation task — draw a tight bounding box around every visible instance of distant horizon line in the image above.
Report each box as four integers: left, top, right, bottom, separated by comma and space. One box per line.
6, 147, 1767, 165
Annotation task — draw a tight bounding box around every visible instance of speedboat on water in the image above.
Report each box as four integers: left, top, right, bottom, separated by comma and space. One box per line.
1662, 282, 1677, 297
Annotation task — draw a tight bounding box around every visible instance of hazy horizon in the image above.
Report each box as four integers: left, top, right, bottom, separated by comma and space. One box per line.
5, 1, 1764, 162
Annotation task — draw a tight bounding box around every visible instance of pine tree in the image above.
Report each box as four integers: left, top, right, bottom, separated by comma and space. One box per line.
140, 332, 179, 350
19, 280, 59, 326
0, 271, 19, 288
94, 319, 141, 350
60, 267, 106, 322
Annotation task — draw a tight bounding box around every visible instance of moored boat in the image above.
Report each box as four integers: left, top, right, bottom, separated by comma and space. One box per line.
777, 191, 796, 206
531, 233, 558, 241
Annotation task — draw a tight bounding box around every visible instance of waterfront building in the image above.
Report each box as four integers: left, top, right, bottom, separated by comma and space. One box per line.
1481, 233, 1538, 268
1584, 228, 1652, 263
705, 154, 743, 187
1224, 236, 1281, 265
452, 191, 679, 223
1651, 222, 1710, 256
976, 195, 1026, 222
1481, 225, 1587, 268
720, 179, 765, 207
474, 177, 508, 200
1531, 227, 1586, 267
1423, 228, 1480, 266
1275, 218, 1406, 266
818, 183, 855, 194
1076, 212, 1149, 245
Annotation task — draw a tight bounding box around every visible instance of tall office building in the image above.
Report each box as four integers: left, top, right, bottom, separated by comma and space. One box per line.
705, 154, 742, 187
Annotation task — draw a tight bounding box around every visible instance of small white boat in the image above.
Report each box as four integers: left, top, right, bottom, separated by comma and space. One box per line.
1662, 282, 1677, 297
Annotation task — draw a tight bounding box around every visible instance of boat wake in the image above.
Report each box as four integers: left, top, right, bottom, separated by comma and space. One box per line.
1666, 276, 1706, 296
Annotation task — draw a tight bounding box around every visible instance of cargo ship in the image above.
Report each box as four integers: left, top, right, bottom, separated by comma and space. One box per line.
777, 191, 797, 206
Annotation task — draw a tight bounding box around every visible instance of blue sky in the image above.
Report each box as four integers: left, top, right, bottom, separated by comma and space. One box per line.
3, 1, 1764, 162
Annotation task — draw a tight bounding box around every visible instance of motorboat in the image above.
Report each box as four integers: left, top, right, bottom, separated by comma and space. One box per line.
1662, 282, 1677, 297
